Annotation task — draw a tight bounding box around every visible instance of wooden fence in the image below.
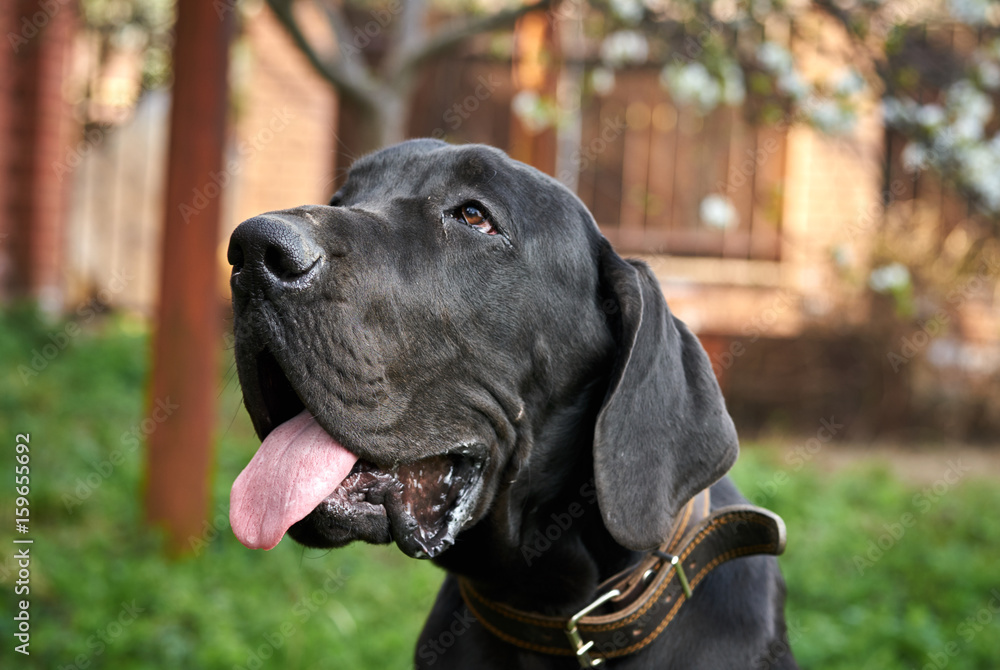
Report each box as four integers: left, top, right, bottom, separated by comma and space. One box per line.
63, 45, 985, 311
410, 59, 787, 260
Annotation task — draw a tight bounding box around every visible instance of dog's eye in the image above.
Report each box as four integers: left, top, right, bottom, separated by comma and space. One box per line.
454, 203, 497, 236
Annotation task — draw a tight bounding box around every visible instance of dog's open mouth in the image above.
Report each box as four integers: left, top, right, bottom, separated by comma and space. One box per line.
230, 349, 484, 558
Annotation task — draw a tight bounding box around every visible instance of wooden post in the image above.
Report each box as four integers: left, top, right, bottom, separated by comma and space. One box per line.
144, 0, 233, 555
0, 0, 75, 307
509, 10, 557, 176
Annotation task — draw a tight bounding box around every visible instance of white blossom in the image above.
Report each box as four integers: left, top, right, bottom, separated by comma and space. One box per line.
609, 0, 644, 24
948, 81, 993, 123
916, 104, 945, 128
721, 60, 746, 106
600, 31, 649, 67
661, 62, 721, 112
882, 98, 903, 124
948, 81, 993, 141
883, 54, 1000, 215
959, 139, 1000, 210
947, 0, 990, 24
591, 67, 616, 96
901, 142, 928, 172
511, 90, 551, 133
777, 71, 809, 100
808, 99, 854, 134
869, 263, 911, 293
953, 114, 985, 142
699, 194, 738, 229
831, 69, 865, 97
831, 244, 855, 269
756, 41, 793, 74
977, 61, 1000, 90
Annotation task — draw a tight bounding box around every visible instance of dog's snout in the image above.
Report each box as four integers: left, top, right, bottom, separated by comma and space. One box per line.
228, 214, 323, 295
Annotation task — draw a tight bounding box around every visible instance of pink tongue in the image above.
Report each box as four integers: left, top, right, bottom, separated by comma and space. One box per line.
230, 410, 358, 550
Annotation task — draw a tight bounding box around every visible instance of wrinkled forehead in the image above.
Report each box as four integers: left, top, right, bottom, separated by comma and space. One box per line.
342, 141, 508, 199
340, 141, 598, 245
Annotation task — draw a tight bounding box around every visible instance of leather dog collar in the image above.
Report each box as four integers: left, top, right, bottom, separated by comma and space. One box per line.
459, 489, 787, 667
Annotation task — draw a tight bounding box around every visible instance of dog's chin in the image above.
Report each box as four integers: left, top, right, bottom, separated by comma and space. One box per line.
287, 453, 485, 559
235, 345, 489, 558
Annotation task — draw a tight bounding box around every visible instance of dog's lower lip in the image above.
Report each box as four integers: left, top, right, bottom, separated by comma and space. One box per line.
327, 460, 398, 507
304, 451, 484, 556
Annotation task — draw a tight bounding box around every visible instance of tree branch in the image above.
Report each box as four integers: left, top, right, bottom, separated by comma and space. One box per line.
313, 0, 373, 83
388, 0, 555, 83
266, 0, 380, 109
810, 0, 892, 94
395, 0, 428, 59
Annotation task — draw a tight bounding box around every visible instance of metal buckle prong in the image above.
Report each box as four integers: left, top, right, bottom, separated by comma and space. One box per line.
565, 588, 621, 668
653, 550, 693, 599
668, 554, 692, 599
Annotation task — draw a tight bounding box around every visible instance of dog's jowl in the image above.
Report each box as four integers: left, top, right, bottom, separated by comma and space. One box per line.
228, 139, 797, 669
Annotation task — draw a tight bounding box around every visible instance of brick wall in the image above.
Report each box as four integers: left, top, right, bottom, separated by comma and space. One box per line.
230, 6, 338, 228
0, 5, 14, 289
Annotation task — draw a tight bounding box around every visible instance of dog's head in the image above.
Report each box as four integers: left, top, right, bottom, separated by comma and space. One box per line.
228, 139, 738, 559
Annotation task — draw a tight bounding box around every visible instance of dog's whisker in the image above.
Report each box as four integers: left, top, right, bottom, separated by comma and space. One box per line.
220, 395, 246, 440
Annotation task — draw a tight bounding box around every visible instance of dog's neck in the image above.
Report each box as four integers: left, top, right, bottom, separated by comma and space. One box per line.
432, 380, 642, 616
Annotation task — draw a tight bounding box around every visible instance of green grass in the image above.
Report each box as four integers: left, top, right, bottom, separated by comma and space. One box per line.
1, 305, 999, 669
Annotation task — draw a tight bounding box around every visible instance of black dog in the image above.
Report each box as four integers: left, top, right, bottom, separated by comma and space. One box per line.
227, 139, 797, 669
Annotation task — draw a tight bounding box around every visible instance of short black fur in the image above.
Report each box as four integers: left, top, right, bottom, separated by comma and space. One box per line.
228, 139, 797, 669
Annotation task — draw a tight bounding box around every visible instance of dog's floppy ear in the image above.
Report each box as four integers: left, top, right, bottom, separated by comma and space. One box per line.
593, 241, 739, 550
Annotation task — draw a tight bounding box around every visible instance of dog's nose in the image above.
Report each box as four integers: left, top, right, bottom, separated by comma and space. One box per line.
228, 214, 323, 295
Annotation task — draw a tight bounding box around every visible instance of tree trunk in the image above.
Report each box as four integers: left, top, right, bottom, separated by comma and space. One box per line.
145, 0, 232, 557
331, 85, 411, 190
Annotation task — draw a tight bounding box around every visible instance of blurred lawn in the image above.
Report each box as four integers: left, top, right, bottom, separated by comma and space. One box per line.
1, 307, 999, 669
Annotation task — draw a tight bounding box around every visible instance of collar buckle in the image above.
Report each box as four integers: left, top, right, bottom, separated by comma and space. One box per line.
565, 588, 621, 667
